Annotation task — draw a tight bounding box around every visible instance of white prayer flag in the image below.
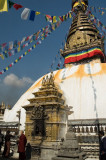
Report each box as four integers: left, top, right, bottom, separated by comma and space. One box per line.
21, 8, 30, 20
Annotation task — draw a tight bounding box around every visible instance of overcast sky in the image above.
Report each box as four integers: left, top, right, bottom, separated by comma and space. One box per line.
0, 0, 106, 107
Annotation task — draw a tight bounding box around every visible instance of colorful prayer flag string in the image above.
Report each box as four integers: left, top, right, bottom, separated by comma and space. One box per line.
8, 0, 72, 23
89, 6, 106, 15
87, 10, 106, 36
0, 15, 71, 75
0, 22, 64, 60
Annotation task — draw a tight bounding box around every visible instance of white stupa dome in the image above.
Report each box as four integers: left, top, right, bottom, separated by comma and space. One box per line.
3, 61, 106, 130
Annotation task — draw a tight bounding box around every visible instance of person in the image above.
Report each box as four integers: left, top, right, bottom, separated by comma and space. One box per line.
26, 143, 32, 160
18, 130, 27, 160
99, 130, 106, 160
2, 130, 13, 158
0, 129, 4, 153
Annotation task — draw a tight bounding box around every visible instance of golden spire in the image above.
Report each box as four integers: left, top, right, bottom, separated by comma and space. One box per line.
61, 0, 105, 66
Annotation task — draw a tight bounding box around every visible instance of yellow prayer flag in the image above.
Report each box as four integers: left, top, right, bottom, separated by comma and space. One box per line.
33, 44, 36, 48
35, 11, 40, 15
63, 15, 65, 20
102, 11, 104, 15
0, 0, 8, 12
0, 54, 4, 60
53, 16, 57, 23
69, 13, 72, 19
6, 67, 8, 70
41, 33, 44, 37
18, 45, 20, 52
52, 25, 55, 30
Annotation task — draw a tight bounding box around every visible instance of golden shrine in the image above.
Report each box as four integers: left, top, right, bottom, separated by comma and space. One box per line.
23, 72, 72, 159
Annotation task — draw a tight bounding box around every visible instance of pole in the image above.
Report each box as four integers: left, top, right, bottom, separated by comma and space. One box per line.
97, 119, 101, 160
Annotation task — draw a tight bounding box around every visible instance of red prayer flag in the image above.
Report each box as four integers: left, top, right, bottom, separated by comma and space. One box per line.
25, 37, 29, 41
2, 43, 7, 48
23, 44, 25, 48
9, 64, 12, 67
13, 4, 23, 10
59, 16, 63, 22
8, 52, 12, 56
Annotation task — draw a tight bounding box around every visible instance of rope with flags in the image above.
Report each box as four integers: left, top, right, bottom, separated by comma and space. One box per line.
0, 0, 72, 23
0, 24, 60, 60
0, 14, 72, 75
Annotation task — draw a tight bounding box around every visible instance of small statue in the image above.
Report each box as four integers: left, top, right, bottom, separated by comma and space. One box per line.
42, 77, 46, 85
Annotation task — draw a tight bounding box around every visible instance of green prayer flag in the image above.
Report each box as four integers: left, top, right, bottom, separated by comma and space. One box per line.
8, 0, 14, 9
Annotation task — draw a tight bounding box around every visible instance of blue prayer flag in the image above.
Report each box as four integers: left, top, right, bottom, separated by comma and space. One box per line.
29, 10, 35, 21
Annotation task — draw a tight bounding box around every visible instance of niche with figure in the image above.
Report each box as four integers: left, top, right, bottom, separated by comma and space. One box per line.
31, 105, 45, 137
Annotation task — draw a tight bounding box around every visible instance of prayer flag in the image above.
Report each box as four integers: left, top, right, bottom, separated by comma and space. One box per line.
35, 11, 40, 15
18, 45, 20, 52
8, 52, 12, 57
52, 16, 57, 23
13, 4, 23, 10
59, 16, 63, 22
21, 8, 30, 20
13, 40, 18, 48
8, 0, 14, 9
6, 67, 8, 71
11, 50, 14, 55
29, 35, 33, 41
101, 11, 104, 15
56, 16, 60, 22
45, 15, 52, 23
25, 43, 28, 47
21, 37, 26, 44
2, 43, 7, 48
29, 10, 35, 21
0, 54, 4, 60
9, 41, 13, 50
62, 15, 66, 21
33, 44, 36, 48
0, 0, 8, 12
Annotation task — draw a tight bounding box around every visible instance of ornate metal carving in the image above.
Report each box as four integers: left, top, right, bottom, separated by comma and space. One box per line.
31, 105, 44, 120
31, 105, 46, 136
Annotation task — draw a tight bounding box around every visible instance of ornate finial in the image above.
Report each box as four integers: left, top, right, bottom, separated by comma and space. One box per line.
72, 0, 88, 13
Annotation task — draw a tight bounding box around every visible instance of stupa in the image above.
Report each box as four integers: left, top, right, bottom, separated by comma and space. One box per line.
52, 126, 86, 160
3, 0, 106, 159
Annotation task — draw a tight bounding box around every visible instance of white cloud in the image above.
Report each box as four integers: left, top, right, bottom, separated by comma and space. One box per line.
3, 73, 34, 88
